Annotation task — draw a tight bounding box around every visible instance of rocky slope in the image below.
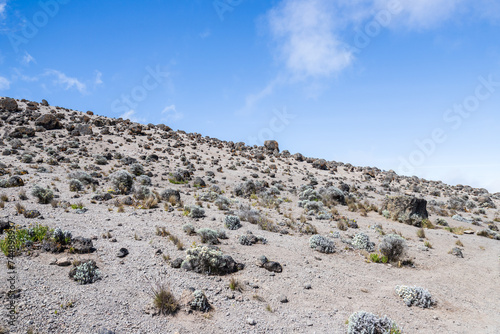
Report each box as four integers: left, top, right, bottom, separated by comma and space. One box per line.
0, 97, 499, 334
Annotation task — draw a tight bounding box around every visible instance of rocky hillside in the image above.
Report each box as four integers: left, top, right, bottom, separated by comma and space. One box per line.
0, 96, 499, 334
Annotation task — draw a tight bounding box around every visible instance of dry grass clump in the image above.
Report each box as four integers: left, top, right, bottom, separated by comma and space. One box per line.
416, 228, 426, 238
151, 284, 179, 315
229, 276, 243, 292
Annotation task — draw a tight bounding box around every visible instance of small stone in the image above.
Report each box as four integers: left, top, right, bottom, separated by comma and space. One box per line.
279, 295, 288, 303
246, 318, 256, 325
117, 248, 129, 258
304, 283, 312, 289
56, 257, 71, 266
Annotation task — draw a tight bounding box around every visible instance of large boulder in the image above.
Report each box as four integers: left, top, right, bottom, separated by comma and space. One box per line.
128, 123, 143, 135
382, 195, 429, 221
9, 126, 35, 138
312, 159, 328, 170
0, 176, 24, 188
264, 140, 279, 153
35, 114, 62, 130
0, 98, 18, 112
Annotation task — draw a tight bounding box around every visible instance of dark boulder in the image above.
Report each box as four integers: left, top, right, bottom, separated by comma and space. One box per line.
35, 114, 62, 130
0, 98, 18, 112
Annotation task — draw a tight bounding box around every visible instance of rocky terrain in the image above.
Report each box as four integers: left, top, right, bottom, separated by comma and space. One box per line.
0, 96, 499, 333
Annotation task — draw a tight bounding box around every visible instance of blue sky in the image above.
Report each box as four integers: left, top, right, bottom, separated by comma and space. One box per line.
1, 0, 499, 192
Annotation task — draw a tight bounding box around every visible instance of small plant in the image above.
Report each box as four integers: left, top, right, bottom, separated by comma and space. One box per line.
379, 234, 407, 262
309, 235, 335, 254
395, 285, 435, 308
224, 215, 241, 230
151, 284, 179, 315
424, 240, 432, 249
416, 228, 426, 238
0, 194, 8, 202
337, 220, 347, 231
110, 170, 134, 194
69, 179, 83, 192
15, 202, 25, 214
421, 219, 435, 229
444, 226, 466, 235
71, 202, 85, 210
168, 234, 184, 250
347, 311, 400, 334
117, 204, 125, 213
229, 276, 243, 292
455, 239, 464, 247
183, 223, 196, 235
197, 228, 220, 245
369, 253, 388, 263
156, 226, 170, 237
183, 205, 205, 218
31, 185, 54, 204
252, 294, 265, 302
69, 260, 101, 285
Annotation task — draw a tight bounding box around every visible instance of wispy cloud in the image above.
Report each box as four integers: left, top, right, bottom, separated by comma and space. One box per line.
239, 0, 500, 114
0, 76, 10, 90
267, 0, 353, 79
237, 76, 283, 115
161, 104, 183, 123
0, 1, 6, 18
119, 109, 146, 123
94, 70, 103, 86
22, 51, 35, 65
43, 69, 87, 94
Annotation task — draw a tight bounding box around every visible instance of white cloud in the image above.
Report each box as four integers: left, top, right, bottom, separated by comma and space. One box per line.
267, 0, 353, 79
94, 71, 103, 86
376, 0, 459, 29
0, 76, 10, 90
119, 109, 146, 123
161, 104, 183, 122
22, 52, 35, 65
0, 1, 6, 18
237, 76, 282, 115
44, 69, 87, 94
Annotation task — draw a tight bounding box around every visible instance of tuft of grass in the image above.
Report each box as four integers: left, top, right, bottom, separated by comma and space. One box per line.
421, 219, 435, 229
252, 294, 265, 302
70, 202, 84, 210
369, 253, 388, 264
151, 284, 179, 315
337, 220, 347, 231
444, 226, 466, 235
229, 276, 243, 292
416, 228, 426, 239
265, 304, 274, 312
455, 239, 464, 247
15, 202, 25, 214
0, 194, 8, 202
424, 240, 433, 249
